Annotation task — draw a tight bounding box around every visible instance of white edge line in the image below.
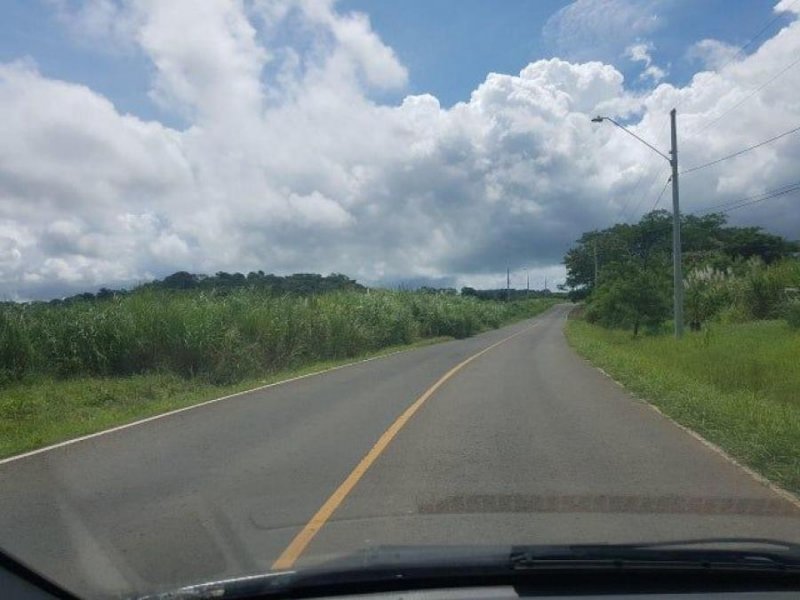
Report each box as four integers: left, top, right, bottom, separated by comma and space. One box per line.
590, 363, 800, 511
0, 345, 426, 465
2, 313, 549, 466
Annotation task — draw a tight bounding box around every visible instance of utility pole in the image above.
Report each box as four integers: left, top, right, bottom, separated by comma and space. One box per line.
544, 276, 548, 291
526, 269, 530, 296
506, 268, 510, 301
670, 108, 684, 338
593, 239, 598, 289
592, 111, 684, 339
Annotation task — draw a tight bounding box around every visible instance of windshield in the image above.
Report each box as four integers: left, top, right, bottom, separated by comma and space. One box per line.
1, 1, 800, 598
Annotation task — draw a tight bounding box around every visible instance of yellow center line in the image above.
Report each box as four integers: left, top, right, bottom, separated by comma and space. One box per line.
271, 320, 540, 570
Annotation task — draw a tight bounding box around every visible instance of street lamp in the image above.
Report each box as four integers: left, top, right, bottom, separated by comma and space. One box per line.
592, 110, 684, 338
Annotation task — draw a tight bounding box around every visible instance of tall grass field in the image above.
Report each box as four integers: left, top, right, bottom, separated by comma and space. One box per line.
0, 290, 555, 457
566, 318, 800, 495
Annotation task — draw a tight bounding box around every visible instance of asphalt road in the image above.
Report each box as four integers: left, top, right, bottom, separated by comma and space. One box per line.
1, 304, 799, 598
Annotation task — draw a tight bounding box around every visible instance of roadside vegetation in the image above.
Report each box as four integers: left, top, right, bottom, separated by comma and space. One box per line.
0, 283, 556, 458
566, 320, 800, 495
563, 209, 800, 494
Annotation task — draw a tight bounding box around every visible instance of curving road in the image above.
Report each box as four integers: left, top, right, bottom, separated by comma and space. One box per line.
1, 304, 799, 598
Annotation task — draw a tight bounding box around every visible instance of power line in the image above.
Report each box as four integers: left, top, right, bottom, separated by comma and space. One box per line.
613, 113, 671, 220
630, 164, 670, 219
701, 0, 797, 75
595, 6, 797, 243
613, 4, 797, 222
690, 53, 800, 137
718, 187, 800, 214
616, 162, 654, 219
700, 180, 800, 211
651, 176, 672, 211
681, 123, 800, 175
595, 181, 799, 234
672, 1, 797, 132
698, 180, 800, 214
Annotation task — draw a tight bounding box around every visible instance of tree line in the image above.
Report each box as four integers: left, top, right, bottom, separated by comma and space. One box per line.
563, 210, 800, 335
28, 271, 566, 306
461, 287, 558, 301
38, 271, 365, 305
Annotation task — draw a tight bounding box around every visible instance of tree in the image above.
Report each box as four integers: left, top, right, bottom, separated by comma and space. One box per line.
162, 271, 199, 289
585, 260, 670, 336
564, 210, 797, 302
720, 227, 798, 264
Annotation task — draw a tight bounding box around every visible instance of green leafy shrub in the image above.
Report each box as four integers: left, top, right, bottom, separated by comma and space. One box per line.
585, 261, 670, 336
787, 300, 800, 329
684, 266, 732, 330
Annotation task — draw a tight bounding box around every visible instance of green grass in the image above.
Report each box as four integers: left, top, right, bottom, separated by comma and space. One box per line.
566, 318, 800, 495
0, 293, 557, 458
0, 336, 448, 459
1, 290, 552, 384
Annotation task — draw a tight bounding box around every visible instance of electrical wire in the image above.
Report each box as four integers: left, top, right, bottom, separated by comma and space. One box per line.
690, 53, 800, 137
697, 180, 800, 214
676, 0, 797, 138
717, 187, 800, 214
630, 164, 670, 219
614, 114, 671, 220
616, 163, 653, 220
680, 124, 800, 175
598, 4, 797, 226
699, 0, 797, 75
651, 176, 672, 211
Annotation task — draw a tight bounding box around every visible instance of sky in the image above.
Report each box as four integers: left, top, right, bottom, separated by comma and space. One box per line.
1, 0, 799, 299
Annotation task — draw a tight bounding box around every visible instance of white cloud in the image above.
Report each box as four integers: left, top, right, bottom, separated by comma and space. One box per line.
292, 0, 408, 90
1, 0, 800, 299
51, 0, 140, 51
624, 42, 652, 65
624, 41, 667, 83
776, 0, 800, 15
135, 0, 269, 124
686, 39, 740, 71
542, 0, 663, 62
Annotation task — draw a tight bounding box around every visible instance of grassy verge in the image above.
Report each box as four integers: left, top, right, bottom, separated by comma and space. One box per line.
565, 318, 800, 496
0, 337, 447, 459
1, 298, 557, 459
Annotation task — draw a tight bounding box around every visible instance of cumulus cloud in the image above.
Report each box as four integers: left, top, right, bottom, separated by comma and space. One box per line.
624, 41, 667, 83
50, 0, 141, 51
2, 0, 800, 299
776, 0, 800, 15
686, 39, 740, 71
542, 0, 663, 62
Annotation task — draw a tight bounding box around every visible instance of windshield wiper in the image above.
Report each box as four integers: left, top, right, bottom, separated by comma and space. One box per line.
509, 538, 800, 571
144, 539, 800, 600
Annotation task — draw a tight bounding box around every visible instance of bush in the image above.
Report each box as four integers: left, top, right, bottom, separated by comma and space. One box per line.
585, 262, 670, 336
729, 258, 800, 321
684, 258, 800, 326
787, 300, 800, 329
684, 266, 732, 330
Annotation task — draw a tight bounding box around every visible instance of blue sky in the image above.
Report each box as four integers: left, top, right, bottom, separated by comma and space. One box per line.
1, 0, 800, 298
342, 0, 789, 105
1, 1, 790, 121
